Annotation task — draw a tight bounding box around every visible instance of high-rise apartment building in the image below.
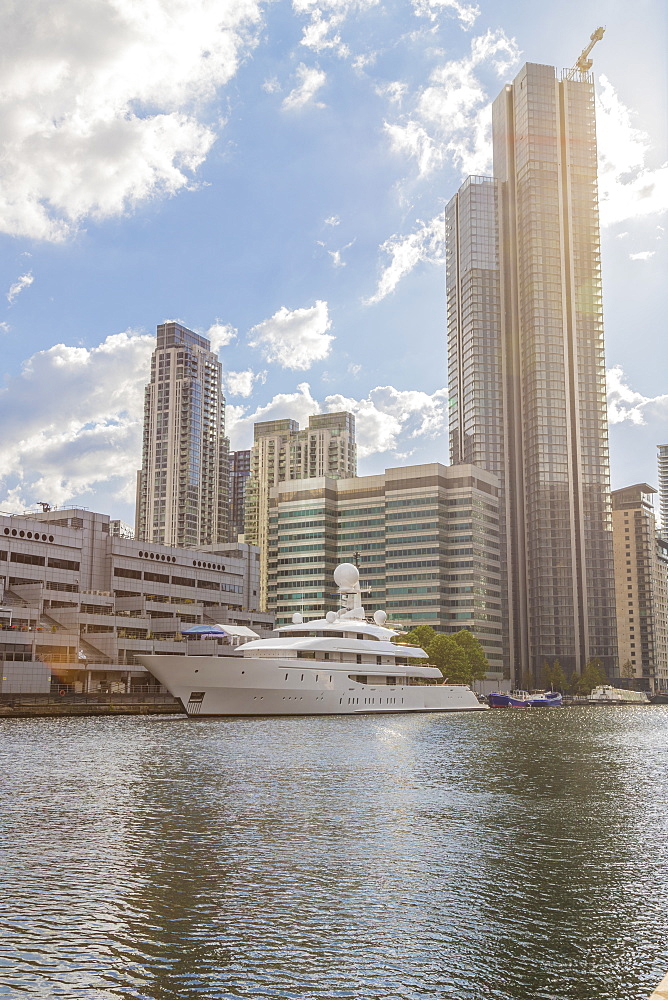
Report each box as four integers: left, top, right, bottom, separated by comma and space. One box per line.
244, 413, 356, 610
611, 484, 668, 692
267, 463, 503, 684
447, 58, 618, 681
229, 450, 251, 542
135, 322, 229, 548
658, 445, 668, 538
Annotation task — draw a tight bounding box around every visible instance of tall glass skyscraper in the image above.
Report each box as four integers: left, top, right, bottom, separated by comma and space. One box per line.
447, 61, 618, 681
135, 322, 229, 548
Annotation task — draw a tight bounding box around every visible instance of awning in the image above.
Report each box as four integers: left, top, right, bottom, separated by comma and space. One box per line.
181, 624, 259, 638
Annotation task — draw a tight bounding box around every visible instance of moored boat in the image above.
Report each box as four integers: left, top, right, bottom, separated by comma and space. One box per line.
488, 689, 563, 708
136, 563, 487, 717
588, 685, 649, 705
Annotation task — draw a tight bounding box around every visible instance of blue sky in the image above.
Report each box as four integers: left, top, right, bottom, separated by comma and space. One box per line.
0, 0, 666, 524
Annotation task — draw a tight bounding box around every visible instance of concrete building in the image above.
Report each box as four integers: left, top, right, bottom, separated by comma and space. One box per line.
229, 449, 251, 542
446, 57, 618, 682
135, 322, 230, 548
244, 412, 357, 610
0, 507, 271, 695
658, 444, 668, 538
267, 463, 503, 684
611, 485, 668, 692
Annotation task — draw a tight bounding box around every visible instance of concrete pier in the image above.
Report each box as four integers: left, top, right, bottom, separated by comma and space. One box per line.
650, 972, 668, 999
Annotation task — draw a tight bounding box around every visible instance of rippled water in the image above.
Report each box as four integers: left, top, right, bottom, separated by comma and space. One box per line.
1, 707, 667, 999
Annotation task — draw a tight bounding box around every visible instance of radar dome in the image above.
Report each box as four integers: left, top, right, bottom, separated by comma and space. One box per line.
325, 611, 337, 623
333, 563, 359, 588
291, 612, 303, 624
373, 610, 387, 626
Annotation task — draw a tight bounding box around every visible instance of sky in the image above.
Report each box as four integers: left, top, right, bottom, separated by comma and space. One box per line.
0, 0, 666, 525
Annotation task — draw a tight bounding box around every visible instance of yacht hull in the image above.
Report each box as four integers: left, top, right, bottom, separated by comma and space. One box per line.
137, 653, 486, 716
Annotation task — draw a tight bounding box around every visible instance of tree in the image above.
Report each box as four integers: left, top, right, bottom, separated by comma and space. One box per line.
621, 659, 635, 688
427, 633, 471, 684
541, 659, 553, 690
577, 657, 607, 695
392, 624, 436, 650
451, 629, 488, 681
551, 659, 567, 693
568, 670, 581, 695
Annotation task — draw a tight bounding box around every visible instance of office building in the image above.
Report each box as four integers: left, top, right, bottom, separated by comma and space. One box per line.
0, 506, 271, 695
244, 412, 356, 609
611, 485, 668, 691
446, 57, 618, 681
658, 445, 668, 538
135, 322, 230, 548
229, 449, 251, 542
267, 463, 503, 684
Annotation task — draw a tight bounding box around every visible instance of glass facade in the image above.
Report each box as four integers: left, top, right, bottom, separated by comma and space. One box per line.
136, 323, 229, 548
447, 62, 618, 681
267, 464, 503, 678
245, 413, 357, 611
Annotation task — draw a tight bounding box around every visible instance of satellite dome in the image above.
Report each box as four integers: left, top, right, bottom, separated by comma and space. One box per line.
325, 611, 337, 623
373, 610, 387, 626
333, 563, 359, 588
292, 612, 303, 624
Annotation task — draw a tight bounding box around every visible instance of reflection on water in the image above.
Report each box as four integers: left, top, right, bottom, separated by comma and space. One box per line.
1, 708, 667, 999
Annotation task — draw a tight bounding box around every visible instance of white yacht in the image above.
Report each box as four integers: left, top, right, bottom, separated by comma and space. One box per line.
136, 563, 486, 717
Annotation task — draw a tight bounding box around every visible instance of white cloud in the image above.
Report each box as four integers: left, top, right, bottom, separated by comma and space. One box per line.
0, 322, 10, 333
325, 385, 448, 456
325, 215, 341, 226
0, 330, 154, 511
597, 75, 668, 228
300, 13, 350, 57
248, 300, 334, 370
225, 369, 266, 397
367, 213, 444, 304
227, 383, 322, 449
205, 322, 237, 352
226, 380, 449, 457
384, 29, 519, 182
411, 0, 480, 30
607, 366, 668, 426
0, 0, 263, 241
6, 272, 34, 304
282, 64, 327, 111
629, 251, 655, 261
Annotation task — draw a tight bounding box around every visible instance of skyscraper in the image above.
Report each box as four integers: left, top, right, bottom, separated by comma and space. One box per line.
135, 322, 229, 548
229, 449, 251, 542
244, 412, 356, 610
658, 444, 668, 538
447, 57, 618, 681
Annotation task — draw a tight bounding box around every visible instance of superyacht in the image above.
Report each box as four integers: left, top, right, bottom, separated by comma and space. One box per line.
136, 563, 486, 716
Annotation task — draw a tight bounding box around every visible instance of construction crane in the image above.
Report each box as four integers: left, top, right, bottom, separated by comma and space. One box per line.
566, 26, 605, 80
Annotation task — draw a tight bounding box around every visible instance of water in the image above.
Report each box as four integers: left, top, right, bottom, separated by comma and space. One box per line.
1, 708, 667, 999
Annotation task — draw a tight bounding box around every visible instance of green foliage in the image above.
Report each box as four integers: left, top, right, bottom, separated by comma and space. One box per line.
621, 659, 635, 685
427, 634, 472, 684
577, 657, 607, 695
541, 659, 553, 690
396, 624, 437, 649
392, 625, 490, 686
451, 629, 488, 681
551, 659, 567, 693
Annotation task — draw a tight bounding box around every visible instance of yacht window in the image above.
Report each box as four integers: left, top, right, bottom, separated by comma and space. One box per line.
297, 651, 316, 659
376, 656, 381, 665
356, 654, 362, 664
386, 677, 396, 686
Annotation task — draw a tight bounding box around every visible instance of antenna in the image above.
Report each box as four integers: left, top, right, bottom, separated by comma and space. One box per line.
566, 27, 605, 81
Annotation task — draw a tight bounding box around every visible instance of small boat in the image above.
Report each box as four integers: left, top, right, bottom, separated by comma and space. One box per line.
488, 689, 562, 708
488, 690, 532, 708
588, 685, 649, 705
527, 690, 563, 708
650, 692, 668, 705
